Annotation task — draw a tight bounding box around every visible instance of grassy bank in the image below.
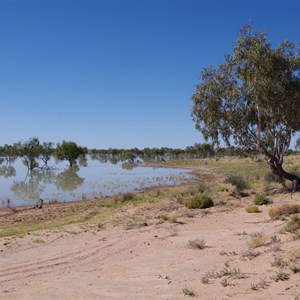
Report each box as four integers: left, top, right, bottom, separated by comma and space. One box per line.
1, 155, 299, 238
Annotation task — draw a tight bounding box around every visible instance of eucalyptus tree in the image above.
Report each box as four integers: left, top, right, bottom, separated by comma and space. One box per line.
55, 141, 86, 167
40, 142, 54, 168
0, 144, 18, 163
16, 137, 43, 171
191, 25, 300, 188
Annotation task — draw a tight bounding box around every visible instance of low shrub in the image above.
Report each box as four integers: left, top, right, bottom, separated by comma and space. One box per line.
271, 257, 288, 268
159, 214, 178, 223
184, 194, 214, 209
188, 238, 206, 250
253, 194, 271, 206
224, 175, 249, 191
245, 206, 261, 213
269, 204, 300, 218
285, 214, 300, 232
182, 287, 196, 297
187, 182, 208, 195
249, 232, 267, 248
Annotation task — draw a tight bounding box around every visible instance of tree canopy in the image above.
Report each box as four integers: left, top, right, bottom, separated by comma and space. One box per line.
55, 141, 86, 167
191, 24, 300, 187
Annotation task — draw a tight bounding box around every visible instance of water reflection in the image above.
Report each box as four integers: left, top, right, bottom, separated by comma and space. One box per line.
0, 165, 16, 178
10, 171, 47, 201
55, 167, 84, 191
10, 169, 57, 201
0, 156, 194, 207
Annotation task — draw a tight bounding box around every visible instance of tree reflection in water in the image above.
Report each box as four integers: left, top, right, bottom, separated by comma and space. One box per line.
0, 165, 16, 178
10, 169, 55, 202
10, 166, 84, 202
55, 166, 84, 191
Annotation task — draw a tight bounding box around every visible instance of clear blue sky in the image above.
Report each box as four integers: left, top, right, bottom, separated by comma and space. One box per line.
0, 0, 299, 149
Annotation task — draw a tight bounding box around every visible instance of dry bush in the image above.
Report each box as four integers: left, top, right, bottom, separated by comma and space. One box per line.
288, 248, 300, 263
271, 257, 288, 268
287, 214, 300, 230
245, 206, 261, 213
249, 232, 267, 249
159, 214, 178, 223
250, 277, 270, 290
269, 204, 300, 218
201, 266, 247, 287
188, 238, 206, 250
240, 249, 261, 260
270, 271, 290, 282
182, 287, 196, 297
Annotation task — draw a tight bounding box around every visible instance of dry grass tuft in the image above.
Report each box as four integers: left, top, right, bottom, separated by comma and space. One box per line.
182, 287, 196, 297
270, 271, 290, 282
245, 206, 261, 213
249, 232, 267, 249
188, 238, 207, 250
269, 204, 300, 218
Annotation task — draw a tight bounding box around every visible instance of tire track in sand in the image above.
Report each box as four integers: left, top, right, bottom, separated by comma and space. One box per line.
0, 235, 134, 284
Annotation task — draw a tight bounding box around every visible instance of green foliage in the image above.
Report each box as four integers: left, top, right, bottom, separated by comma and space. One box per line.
224, 175, 249, 191
55, 141, 86, 167
0, 138, 55, 171
40, 142, 54, 166
191, 24, 300, 184
185, 194, 214, 209
253, 194, 271, 205
17, 137, 42, 170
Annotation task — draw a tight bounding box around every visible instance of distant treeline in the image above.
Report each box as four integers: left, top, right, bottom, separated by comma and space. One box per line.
88, 144, 292, 161
1, 138, 297, 171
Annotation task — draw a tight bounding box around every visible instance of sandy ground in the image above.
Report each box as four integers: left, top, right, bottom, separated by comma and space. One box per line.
0, 188, 300, 299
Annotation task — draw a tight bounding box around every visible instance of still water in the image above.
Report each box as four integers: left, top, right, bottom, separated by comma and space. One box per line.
0, 156, 193, 207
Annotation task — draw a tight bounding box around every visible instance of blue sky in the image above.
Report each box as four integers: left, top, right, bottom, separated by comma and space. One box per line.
0, 0, 299, 149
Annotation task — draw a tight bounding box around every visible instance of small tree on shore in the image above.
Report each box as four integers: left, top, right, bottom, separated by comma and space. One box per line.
191, 24, 300, 189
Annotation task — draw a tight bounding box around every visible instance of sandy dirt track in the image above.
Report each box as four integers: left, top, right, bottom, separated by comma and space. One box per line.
1, 194, 300, 300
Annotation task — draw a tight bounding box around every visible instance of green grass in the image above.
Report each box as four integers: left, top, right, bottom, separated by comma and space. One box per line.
253, 194, 271, 205
225, 175, 249, 191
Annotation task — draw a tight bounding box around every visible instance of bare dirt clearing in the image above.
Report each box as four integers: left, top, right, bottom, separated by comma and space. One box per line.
1, 162, 300, 299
